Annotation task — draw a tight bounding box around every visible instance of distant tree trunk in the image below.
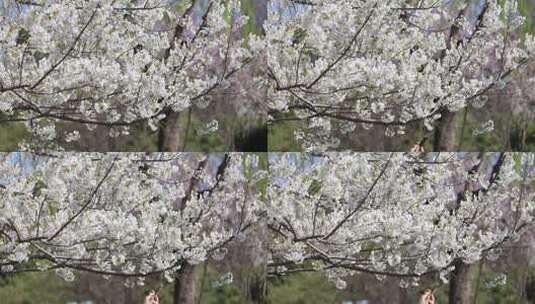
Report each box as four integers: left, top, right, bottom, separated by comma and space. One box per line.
159, 110, 201, 304
449, 260, 476, 304
472, 261, 484, 304
433, 110, 457, 151
247, 266, 267, 304
398, 285, 411, 304
123, 283, 133, 304
174, 264, 200, 304
158, 109, 181, 152
254, 0, 268, 32
248, 275, 267, 304
244, 215, 268, 304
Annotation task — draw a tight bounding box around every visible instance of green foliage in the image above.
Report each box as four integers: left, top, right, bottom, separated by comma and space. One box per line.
268, 120, 303, 151
119, 124, 159, 151
16, 28, 30, 45
527, 266, 535, 303
1, 261, 534, 303
241, 0, 262, 36
434, 262, 530, 304
0, 272, 76, 304
179, 113, 228, 151
308, 179, 322, 196
152, 265, 247, 304
519, 0, 534, 33
0, 265, 249, 304
0, 111, 262, 151
434, 108, 535, 152
509, 120, 535, 151
267, 273, 346, 304
292, 28, 308, 45
203, 281, 244, 304
0, 118, 29, 151
181, 114, 264, 152
243, 152, 269, 200
457, 113, 505, 152
174, 0, 194, 15
475, 268, 524, 304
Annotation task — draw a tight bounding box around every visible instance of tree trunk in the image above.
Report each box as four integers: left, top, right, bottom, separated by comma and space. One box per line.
158, 109, 181, 152
472, 262, 485, 304
174, 264, 200, 304
123, 282, 132, 304
243, 214, 268, 304
247, 267, 267, 304
433, 110, 457, 151
398, 284, 410, 304
449, 260, 476, 304
255, 0, 268, 32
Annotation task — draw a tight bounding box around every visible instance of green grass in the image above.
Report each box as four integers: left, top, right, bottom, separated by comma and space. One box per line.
268, 272, 347, 304
0, 272, 76, 304
519, 0, 534, 34
268, 118, 303, 152
0, 119, 29, 151
241, 0, 263, 36
0, 111, 263, 151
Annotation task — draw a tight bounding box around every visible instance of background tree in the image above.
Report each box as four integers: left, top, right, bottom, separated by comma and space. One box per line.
265, 0, 535, 151
0, 153, 265, 304
0, 0, 262, 151
267, 152, 535, 303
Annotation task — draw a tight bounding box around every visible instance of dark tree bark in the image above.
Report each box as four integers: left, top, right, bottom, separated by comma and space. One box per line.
246, 219, 269, 304
158, 109, 181, 152
233, 126, 268, 152
123, 284, 133, 304
238, 0, 268, 294
174, 264, 201, 304
433, 110, 457, 151
449, 259, 476, 304
398, 285, 411, 304
447, 154, 495, 304
247, 269, 267, 304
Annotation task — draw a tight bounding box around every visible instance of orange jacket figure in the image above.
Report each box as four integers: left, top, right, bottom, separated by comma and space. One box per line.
420, 289, 435, 304
145, 290, 159, 304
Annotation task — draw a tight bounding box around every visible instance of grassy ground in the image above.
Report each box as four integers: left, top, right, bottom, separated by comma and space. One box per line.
0, 112, 264, 152
1, 263, 531, 304
268, 110, 535, 152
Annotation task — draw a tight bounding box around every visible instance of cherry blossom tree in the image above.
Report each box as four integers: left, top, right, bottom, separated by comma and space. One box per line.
264, 0, 535, 151
0, 0, 259, 150
1, 152, 533, 303
267, 152, 535, 303
0, 152, 265, 303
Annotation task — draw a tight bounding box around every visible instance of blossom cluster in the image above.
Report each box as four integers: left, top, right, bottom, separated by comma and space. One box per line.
0, 0, 257, 144
267, 153, 535, 286
0, 153, 535, 286
1, 1, 535, 150
0, 152, 533, 287
0, 153, 264, 284
263, 0, 535, 150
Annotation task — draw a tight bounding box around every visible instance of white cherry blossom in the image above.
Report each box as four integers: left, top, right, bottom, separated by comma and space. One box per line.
265, 0, 535, 151
0, 153, 265, 281
267, 152, 535, 283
